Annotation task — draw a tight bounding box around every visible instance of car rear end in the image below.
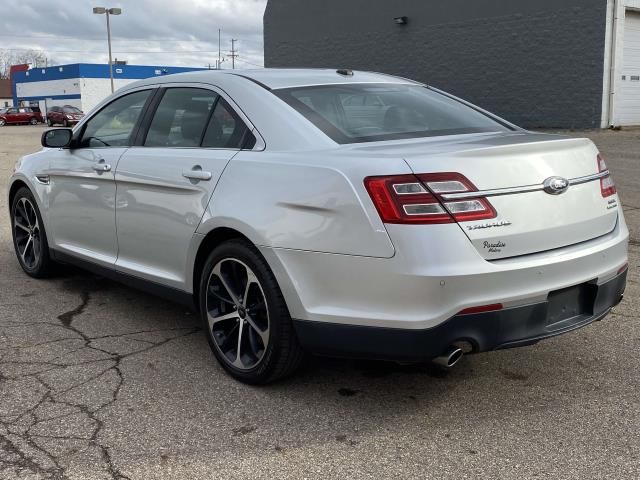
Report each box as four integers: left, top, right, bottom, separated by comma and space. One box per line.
265, 77, 628, 363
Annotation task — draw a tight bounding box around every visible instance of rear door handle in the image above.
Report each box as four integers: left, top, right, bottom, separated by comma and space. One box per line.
92, 162, 111, 173
182, 169, 212, 181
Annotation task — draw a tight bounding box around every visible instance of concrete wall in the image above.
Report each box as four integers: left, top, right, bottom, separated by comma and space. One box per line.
264, 0, 609, 129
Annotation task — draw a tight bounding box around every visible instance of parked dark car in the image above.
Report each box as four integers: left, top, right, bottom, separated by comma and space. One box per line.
47, 105, 85, 127
0, 107, 43, 126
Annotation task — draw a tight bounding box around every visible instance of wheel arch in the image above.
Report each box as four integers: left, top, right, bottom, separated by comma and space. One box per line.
189, 225, 304, 321
8, 179, 30, 213
191, 226, 254, 304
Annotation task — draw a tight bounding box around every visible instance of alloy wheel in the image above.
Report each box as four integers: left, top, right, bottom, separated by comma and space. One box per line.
206, 258, 270, 370
0, 119, 5, 126
13, 197, 41, 269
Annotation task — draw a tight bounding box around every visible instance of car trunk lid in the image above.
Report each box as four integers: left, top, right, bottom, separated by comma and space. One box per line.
400, 133, 619, 259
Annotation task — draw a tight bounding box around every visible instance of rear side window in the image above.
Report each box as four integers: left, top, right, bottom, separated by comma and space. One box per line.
145, 88, 218, 147
79, 90, 151, 148
274, 84, 511, 144
202, 98, 255, 149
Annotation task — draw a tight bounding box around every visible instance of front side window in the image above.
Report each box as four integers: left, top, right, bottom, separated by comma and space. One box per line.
275, 84, 511, 144
79, 89, 151, 148
145, 88, 218, 147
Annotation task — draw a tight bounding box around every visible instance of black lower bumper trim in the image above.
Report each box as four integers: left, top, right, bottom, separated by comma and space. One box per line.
293, 270, 627, 363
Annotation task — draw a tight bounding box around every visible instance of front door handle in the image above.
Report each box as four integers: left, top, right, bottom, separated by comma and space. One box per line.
92, 162, 111, 173
182, 169, 212, 181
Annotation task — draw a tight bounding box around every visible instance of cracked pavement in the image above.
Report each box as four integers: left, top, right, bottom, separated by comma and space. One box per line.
0, 126, 639, 479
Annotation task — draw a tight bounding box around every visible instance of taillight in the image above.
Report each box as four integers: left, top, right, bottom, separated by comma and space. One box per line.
364, 172, 496, 225
598, 154, 616, 198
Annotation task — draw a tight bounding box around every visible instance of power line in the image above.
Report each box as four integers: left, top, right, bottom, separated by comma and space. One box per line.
0, 33, 234, 44
235, 58, 264, 68
2, 48, 234, 55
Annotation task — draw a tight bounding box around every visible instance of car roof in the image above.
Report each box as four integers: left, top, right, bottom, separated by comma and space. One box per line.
126, 68, 420, 91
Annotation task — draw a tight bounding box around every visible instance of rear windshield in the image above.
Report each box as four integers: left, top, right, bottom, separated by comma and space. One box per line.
274, 84, 511, 144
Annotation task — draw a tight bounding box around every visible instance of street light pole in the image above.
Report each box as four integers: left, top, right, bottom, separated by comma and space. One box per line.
106, 10, 113, 93
93, 7, 122, 94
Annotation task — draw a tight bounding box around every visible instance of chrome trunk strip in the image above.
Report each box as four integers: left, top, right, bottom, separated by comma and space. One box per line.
440, 171, 609, 200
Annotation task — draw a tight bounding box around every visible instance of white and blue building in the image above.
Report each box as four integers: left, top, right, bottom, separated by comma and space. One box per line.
12, 63, 205, 114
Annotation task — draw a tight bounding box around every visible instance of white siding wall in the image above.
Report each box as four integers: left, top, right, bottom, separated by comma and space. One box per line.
80, 78, 140, 113
604, 0, 640, 126
0, 98, 11, 108
15, 78, 81, 98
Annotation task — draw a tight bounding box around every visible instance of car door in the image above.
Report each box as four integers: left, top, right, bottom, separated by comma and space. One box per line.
6, 108, 19, 123
45, 88, 154, 267
114, 85, 256, 290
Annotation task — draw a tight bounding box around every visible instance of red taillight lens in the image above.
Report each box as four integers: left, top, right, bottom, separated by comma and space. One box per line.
364, 172, 496, 225
598, 154, 617, 198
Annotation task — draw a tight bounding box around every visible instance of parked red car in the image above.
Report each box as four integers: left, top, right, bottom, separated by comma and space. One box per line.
47, 105, 85, 127
0, 107, 43, 126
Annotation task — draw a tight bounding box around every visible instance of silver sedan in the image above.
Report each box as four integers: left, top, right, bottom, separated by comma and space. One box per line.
8, 69, 628, 383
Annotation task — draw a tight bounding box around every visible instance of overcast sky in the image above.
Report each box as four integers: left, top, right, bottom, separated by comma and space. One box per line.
2, 0, 267, 69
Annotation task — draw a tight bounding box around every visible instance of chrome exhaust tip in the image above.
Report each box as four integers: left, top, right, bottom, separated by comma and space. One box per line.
432, 346, 464, 368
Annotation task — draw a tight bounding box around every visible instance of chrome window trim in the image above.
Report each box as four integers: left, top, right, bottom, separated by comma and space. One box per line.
440, 171, 610, 200
116, 81, 265, 151
72, 82, 265, 152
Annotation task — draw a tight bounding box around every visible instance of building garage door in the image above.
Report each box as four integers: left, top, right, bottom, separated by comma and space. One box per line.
618, 11, 640, 125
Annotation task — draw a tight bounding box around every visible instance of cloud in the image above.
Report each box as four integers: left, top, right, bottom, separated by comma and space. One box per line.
0, 0, 267, 69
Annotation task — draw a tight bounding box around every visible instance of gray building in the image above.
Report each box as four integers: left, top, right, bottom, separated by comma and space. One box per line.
264, 0, 640, 129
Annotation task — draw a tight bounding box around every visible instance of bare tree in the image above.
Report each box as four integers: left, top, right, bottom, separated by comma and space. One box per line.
0, 49, 52, 78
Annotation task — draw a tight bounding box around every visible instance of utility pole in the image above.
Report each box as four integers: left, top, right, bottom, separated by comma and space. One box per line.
230, 39, 238, 70
218, 29, 222, 70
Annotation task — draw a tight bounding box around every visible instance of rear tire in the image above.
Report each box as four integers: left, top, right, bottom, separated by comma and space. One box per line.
199, 239, 304, 384
30, 118, 38, 125
11, 187, 54, 278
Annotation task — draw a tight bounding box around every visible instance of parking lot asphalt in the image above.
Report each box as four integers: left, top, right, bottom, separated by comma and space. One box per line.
0, 125, 638, 479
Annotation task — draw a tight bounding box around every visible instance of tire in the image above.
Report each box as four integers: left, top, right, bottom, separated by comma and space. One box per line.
63, 119, 69, 127
199, 239, 304, 384
11, 187, 54, 278
47, 118, 53, 127
30, 118, 38, 125
0, 119, 5, 126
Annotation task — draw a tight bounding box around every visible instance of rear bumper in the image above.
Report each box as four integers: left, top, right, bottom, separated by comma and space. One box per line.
293, 270, 627, 362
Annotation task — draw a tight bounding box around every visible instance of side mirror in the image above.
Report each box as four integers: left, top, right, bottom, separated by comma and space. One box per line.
42, 128, 73, 148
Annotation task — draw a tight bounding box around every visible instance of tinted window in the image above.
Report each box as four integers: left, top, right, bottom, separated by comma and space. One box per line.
63, 106, 82, 113
145, 88, 217, 147
275, 84, 511, 144
79, 90, 150, 148
202, 98, 253, 149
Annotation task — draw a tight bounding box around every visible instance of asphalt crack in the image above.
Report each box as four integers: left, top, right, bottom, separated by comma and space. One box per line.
0, 273, 201, 479
57, 290, 90, 328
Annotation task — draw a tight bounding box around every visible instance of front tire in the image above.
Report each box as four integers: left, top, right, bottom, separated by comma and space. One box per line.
0, 119, 6, 126
30, 118, 38, 125
11, 187, 54, 278
63, 119, 69, 127
47, 118, 53, 127
199, 239, 304, 384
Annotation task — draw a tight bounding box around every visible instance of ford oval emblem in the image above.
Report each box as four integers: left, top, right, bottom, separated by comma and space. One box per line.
543, 176, 570, 195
